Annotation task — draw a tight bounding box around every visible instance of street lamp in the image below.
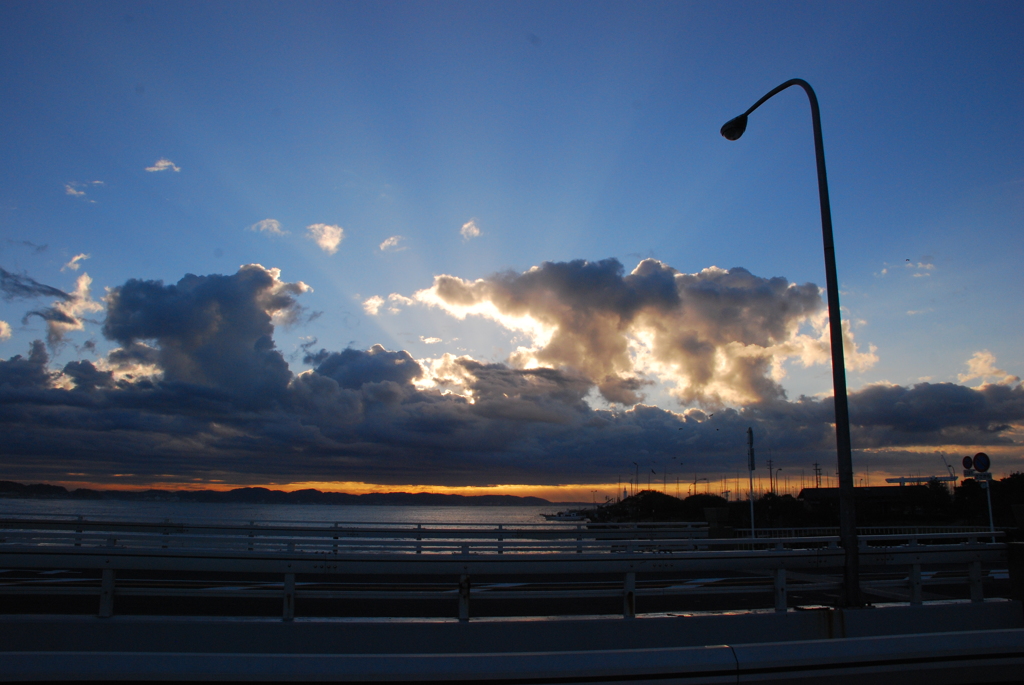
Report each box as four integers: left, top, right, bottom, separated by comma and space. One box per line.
721, 78, 860, 607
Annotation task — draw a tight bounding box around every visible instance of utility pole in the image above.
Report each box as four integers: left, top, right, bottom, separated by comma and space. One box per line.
813, 462, 822, 488
766, 458, 774, 494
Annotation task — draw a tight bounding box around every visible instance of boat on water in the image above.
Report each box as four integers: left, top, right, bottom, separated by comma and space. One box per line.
541, 510, 589, 521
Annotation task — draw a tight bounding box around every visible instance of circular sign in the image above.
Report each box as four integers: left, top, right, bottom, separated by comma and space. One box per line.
973, 452, 991, 473
962, 456, 974, 470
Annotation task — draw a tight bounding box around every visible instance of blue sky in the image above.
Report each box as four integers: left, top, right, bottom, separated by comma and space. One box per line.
1, 1, 1022, 497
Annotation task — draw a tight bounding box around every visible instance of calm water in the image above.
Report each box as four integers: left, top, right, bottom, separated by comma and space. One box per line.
0, 499, 576, 526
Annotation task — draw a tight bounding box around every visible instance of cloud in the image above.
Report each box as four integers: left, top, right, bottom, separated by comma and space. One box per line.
62, 359, 114, 392
1, 332, 1020, 488
103, 264, 310, 402
22, 272, 104, 347
363, 295, 385, 316
460, 219, 481, 241
248, 219, 287, 236
7, 240, 47, 253
420, 336, 442, 344
412, 258, 876, 407
958, 350, 1020, 386
362, 293, 411, 316
379, 236, 405, 251
0, 260, 1019, 490
63, 181, 102, 202
145, 158, 181, 172
0, 320, 11, 341
0, 340, 51, 389
0, 268, 70, 301
62, 253, 91, 272
306, 224, 344, 254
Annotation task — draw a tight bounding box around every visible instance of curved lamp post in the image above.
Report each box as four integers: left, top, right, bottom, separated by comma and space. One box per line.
721, 79, 860, 607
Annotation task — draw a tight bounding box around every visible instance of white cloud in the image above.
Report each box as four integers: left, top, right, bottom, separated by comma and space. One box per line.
28, 272, 105, 347
904, 259, 935, 277
364, 293, 413, 316
958, 350, 1019, 386
363, 295, 385, 316
145, 158, 181, 172
306, 223, 344, 254
420, 336, 442, 344
379, 235, 404, 251
64, 182, 98, 202
61, 253, 90, 272
460, 219, 481, 241
386, 293, 413, 314
248, 219, 287, 236
0, 320, 11, 341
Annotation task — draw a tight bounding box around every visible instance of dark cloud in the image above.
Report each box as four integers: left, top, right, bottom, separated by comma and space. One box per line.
0, 262, 1020, 488
76, 339, 98, 355
312, 345, 422, 390
103, 264, 308, 404
23, 307, 77, 326
5, 240, 48, 253
0, 341, 51, 389
107, 342, 160, 369
62, 360, 114, 392
0, 267, 69, 301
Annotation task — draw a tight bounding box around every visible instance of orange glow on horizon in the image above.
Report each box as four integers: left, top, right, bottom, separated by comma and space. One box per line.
42, 479, 626, 503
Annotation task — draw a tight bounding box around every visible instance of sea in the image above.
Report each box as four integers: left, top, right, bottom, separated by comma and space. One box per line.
0, 499, 575, 526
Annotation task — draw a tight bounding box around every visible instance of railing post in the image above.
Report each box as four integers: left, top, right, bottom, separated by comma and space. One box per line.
75, 515, 83, 547
969, 561, 983, 602
576, 525, 583, 554
333, 522, 339, 554
283, 573, 295, 620
458, 574, 470, 622
497, 524, 504, 555
99, 569, 115, 618
910, 564, 922, 605
416, 524, 422, 555
774, 568, 787, 612
248, 521, 255, 552
623, 571, 636, 619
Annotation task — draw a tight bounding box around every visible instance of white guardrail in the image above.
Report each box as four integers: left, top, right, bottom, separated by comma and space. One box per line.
0, 516, 1007, 621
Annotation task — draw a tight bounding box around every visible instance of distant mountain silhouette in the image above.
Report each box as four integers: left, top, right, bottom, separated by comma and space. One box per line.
0, 480, 550, 506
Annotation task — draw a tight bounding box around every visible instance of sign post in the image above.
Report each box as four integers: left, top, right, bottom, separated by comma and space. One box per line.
747, 427, 756, 539
963, 453, 996, 541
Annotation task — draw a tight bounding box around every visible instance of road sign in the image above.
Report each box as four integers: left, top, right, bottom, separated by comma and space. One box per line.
973, 452, 991, 473
962, 456, 974, 470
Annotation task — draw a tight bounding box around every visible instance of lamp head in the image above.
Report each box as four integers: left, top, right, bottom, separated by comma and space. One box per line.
720, 114, 748, 141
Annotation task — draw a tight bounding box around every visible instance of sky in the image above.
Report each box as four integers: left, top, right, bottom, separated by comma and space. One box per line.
1, 0, 1022, 500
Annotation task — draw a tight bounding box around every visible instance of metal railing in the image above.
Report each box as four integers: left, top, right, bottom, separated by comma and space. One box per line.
0, 515, 1007, 622
737, 526, 996, 538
